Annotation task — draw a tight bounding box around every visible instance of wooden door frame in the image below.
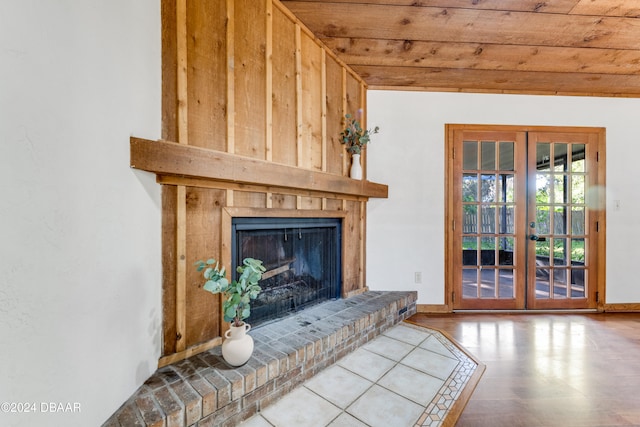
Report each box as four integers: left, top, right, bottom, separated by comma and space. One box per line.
445, 124, 606, 312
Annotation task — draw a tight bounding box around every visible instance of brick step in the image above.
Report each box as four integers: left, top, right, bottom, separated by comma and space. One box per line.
104, 291, 417, 427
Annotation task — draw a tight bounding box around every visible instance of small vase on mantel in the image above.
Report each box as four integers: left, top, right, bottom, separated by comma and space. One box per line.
350, 153, 363, 179
222, 322, 254, 366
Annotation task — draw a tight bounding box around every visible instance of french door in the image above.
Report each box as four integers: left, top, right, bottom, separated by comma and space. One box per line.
446, 125, 605, 310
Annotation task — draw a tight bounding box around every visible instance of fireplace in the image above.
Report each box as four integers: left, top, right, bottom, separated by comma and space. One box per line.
232, 217, 342, 327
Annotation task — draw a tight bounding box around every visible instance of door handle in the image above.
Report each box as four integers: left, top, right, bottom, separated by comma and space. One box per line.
529, 234, 546, 242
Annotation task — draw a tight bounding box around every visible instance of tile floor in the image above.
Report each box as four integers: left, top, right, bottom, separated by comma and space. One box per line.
239, 322, 480, 427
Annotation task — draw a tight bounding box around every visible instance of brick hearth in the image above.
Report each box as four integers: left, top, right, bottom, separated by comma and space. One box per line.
104, 291, 417, 427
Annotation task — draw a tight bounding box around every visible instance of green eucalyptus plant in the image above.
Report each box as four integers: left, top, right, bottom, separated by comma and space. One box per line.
340, 113, 379, 155
194, 257, 266, 327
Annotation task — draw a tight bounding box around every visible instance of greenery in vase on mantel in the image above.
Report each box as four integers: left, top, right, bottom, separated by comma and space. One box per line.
339, 113, 379, 155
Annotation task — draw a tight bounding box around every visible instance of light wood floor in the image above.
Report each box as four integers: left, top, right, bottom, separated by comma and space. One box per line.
409, 313, 640, 427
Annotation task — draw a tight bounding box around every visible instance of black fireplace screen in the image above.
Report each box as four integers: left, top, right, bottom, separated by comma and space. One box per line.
232, 217, 342, 327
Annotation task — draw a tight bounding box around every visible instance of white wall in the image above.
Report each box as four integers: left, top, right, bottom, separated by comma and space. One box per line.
0, 1, 161, 426
367, 90, 640, 306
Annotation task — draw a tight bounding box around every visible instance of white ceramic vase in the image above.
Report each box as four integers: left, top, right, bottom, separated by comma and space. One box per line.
221, 322, 254, 366
350, 153, 362, 179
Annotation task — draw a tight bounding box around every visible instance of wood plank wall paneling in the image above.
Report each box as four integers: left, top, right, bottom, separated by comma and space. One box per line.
342, 200, 361, 295
345, 74, 365, 177
325, 57, 345, 176
161, 186, 177, 355
175, 185, 187, 352
233, 191, 268, 209
234, 0, 267, 159
266, 0, 274, 164
184, 187, 225, 348
271, 193, 298, 209
272, 6, 297, 166
300, 32, 323, 171
161, 0, 178, 142
187, 0, 227, 150
325, 198, 345, 211
158, 0, 378, 363
175, 0, 189, 354
226, 0, 235, 153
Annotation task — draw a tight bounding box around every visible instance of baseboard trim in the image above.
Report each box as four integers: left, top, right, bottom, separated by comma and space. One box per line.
415, 304, 640, 314
454, 309, 599, 314
603, 303, 640, 312
417, 304, 452, 313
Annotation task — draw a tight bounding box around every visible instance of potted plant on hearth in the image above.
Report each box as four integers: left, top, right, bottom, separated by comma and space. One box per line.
340, 113, 379, 179
195, 257, 266, 366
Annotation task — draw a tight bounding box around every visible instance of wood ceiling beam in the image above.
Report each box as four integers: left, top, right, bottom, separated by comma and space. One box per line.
283, 2, 640, 50
325, 38, 640, 76
282, 0, 579, 14
282, 0, 640, 17
570, 1, 640, 17
356, 65, 640, 96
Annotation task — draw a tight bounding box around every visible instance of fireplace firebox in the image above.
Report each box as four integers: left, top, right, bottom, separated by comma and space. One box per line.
232, 217, 342, 327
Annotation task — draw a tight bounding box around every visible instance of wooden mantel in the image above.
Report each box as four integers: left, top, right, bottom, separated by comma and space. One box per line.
130, 137, 388, 199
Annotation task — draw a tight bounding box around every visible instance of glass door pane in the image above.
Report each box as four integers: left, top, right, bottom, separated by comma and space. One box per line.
528, 134, 592, 309
454, 130, 526, 310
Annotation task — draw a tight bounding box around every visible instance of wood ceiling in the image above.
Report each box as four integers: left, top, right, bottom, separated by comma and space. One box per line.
280, 0, 640, 97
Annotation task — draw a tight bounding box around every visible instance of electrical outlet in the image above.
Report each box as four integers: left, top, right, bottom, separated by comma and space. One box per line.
414, 272, 422, 284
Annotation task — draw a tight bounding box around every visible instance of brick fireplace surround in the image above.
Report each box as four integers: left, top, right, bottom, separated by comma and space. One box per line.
104, 291, 417, 427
